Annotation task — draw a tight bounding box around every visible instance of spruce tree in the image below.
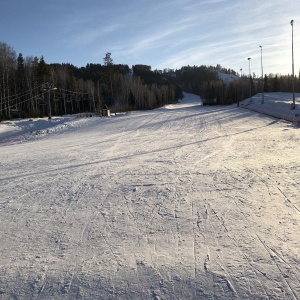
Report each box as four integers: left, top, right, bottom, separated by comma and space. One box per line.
16, 53, 26, 92
35, 56, 50, 84
102, 52, 114, 106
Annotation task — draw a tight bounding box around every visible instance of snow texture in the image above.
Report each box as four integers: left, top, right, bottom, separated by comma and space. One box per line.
0, 92, 300, 299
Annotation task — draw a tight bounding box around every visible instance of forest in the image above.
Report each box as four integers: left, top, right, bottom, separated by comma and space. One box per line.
0, 41, 299, 121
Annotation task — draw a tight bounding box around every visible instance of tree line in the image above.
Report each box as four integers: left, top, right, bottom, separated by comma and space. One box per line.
173, 64, 300, 105
1, 41, 300, 121
200, 73, 300, 105
0, 43, 182, 121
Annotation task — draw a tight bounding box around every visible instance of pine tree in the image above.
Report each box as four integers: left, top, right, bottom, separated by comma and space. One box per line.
103, 52, 113, 66
35, 56, 50, 84
102, 52, 114, 105
273, 75, 280, 92
16, 53, 26, 92
264, 74, 269, 92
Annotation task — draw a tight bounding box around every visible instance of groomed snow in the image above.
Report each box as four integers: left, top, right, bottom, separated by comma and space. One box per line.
0, 92, 300, 299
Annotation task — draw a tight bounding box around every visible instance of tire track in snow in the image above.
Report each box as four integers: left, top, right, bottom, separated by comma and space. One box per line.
33, 161, 120, 299
4, 170, 69, 221
35, 175, 93, 299
188, 110, 292, 294
195, 199, 243, 299
213, 168, 300, 299
277, 186, 300, 213
170, 110, 243, 299
205, 195, 276, 298
171, 111, 220, 297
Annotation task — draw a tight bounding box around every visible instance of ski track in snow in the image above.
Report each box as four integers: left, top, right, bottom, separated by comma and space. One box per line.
0, 93, 300, 299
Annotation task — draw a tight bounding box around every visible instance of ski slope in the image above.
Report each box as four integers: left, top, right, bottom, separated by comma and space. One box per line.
0, 93, 300, 299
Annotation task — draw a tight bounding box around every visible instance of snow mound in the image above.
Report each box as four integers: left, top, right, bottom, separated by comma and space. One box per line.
0, 116, 99, 145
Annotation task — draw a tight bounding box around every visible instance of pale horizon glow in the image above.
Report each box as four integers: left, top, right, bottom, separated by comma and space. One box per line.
1, 0, 300, 76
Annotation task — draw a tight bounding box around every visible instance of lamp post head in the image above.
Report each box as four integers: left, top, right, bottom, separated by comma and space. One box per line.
248, 57, 251, 61
291, 20, 294, 26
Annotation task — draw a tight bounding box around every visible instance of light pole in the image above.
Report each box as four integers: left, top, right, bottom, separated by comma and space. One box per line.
259, 46, 264, 104
248, 57, 251, 99
291, 20, 296, 109
42, 83, 57, 119
239, 68, 243, 106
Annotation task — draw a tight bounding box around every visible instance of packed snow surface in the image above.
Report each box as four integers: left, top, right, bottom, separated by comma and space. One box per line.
0, 92, 300, 299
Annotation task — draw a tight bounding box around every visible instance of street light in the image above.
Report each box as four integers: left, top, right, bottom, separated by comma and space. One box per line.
259, 46, 264, 104
291, 20, 296, 109
248, 57, 251, 99
239, 68, 243, 106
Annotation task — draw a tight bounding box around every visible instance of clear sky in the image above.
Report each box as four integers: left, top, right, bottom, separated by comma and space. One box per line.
1, 0, 300, 76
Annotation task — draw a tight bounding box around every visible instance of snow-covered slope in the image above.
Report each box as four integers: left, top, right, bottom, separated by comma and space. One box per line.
217, 70, 239, 84
0, 93, 300, 299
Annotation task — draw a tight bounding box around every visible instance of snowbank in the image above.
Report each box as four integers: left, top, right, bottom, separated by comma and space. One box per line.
240, 92, 300, 123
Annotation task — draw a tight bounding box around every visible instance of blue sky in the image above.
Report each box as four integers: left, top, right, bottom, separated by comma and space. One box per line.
1, 0, 300, 76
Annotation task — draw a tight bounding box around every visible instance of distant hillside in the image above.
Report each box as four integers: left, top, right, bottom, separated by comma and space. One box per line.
216, 71, 239, 84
